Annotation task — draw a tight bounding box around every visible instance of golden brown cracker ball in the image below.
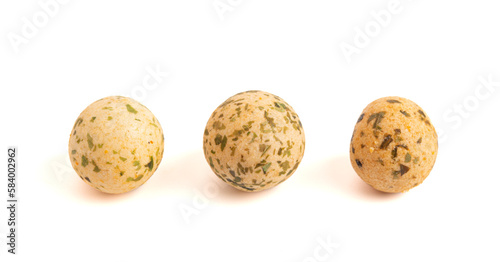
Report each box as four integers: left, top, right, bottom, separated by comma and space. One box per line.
68, 96, 164, 194
203, 90, 306, 192
350, 96, 438, 193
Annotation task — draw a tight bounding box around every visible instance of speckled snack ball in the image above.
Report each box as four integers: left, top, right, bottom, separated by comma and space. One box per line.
350, 97, 438, 193
203, 90, 306, 192
68, 96, 164, 194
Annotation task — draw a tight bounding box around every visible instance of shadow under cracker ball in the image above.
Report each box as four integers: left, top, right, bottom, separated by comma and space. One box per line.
68, 96, 164, 194
350, 96, 438, 193
203, 90, 306, 192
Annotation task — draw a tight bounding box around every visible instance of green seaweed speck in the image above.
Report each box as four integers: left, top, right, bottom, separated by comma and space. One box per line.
213, 121, 226, 130
87, 133, 94, 150
260, 144, 271, 157
73, 118, 83, 129
279, 161, 290, 175
81, 156, 88, 167
262, 162, 271, 174
145, 156, 154, 171
133, 161, 141, 170
91, 160, 100, 173
367, 112, 386, 129
400, 110, 410, 117
405, 153, 411, 163
127, 175, 144, 182
126, 104, 138, 114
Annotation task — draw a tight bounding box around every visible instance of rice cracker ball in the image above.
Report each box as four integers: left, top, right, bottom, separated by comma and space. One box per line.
203, 90, 306, 192
69, 96, 164, 194
350, 97, 438, 193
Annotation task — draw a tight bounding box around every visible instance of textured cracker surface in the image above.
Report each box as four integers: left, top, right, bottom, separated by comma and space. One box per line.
68, 96, 164, 194
203, 90, 306, 192
350, 96, 438, 193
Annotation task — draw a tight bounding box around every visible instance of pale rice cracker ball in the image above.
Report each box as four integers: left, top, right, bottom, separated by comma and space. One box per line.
68, 96, 164, 194
203, 90, 306, 192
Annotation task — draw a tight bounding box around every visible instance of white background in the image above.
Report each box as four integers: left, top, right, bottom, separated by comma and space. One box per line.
1, 0, 499, 261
